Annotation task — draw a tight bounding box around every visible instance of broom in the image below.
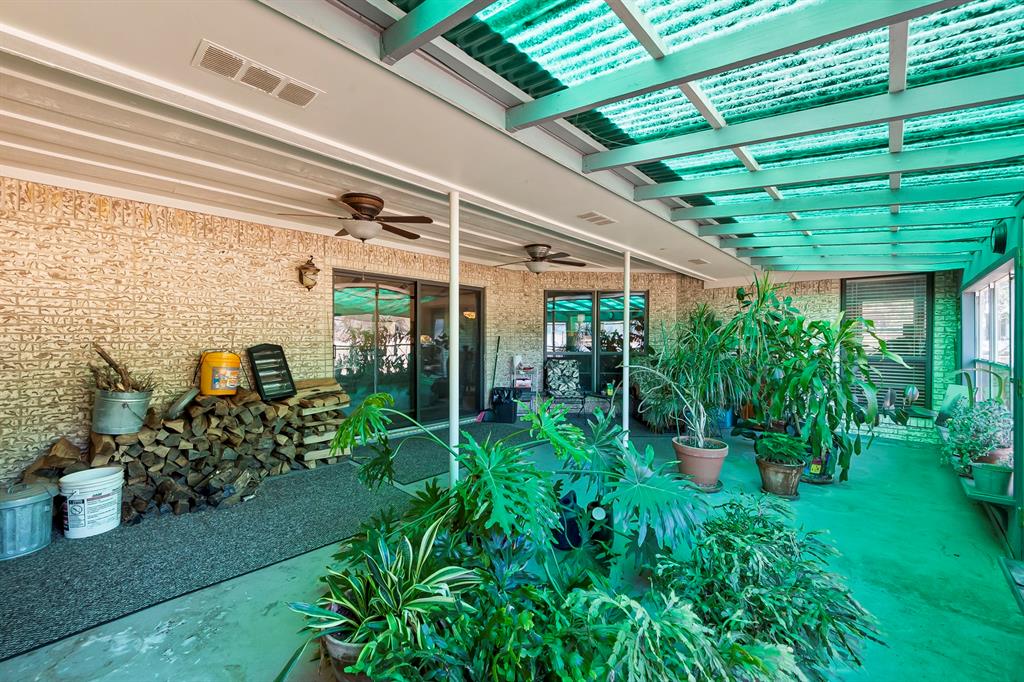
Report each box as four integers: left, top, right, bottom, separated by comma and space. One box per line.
476, 335, 501, 422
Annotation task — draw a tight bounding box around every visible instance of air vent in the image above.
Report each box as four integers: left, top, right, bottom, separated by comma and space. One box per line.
688, 258, 710, 265
577, 210, 616, 226
191, 39, 322, 108
240, 65, 282, 93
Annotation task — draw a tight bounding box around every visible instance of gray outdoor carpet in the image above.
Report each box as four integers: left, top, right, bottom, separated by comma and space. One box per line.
0, 462, 409, 661
352, 420, 535, 484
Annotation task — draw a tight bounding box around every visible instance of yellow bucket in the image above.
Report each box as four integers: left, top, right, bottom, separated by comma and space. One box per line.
199, 351, 241, 396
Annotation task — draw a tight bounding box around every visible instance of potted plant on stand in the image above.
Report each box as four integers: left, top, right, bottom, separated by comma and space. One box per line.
631, 305, 746, 492
944, 394, 1014, 495
754, 432, 809, 499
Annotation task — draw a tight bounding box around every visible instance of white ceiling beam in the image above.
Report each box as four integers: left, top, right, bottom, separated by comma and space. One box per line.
603, 0, 667, 59
888, 21, 909, 217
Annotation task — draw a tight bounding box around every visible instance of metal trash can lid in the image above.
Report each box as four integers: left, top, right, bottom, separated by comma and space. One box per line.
0, 482, 57, 509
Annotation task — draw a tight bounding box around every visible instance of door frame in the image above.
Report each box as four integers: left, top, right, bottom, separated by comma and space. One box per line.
333, 268, 485, 422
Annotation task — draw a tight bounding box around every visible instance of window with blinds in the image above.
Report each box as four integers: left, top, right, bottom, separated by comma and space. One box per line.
842, 274, 932, 407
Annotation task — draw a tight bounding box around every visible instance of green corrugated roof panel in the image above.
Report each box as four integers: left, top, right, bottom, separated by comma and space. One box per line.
747, 125, 889, 169
907, 0, 1024, 87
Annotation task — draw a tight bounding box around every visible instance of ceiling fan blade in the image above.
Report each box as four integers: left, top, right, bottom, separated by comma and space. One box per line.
544, 251, 571, 260
335, 228, 350, 237
277, 212, 343, 218
380, 223, 421, 240
378, 215, 433, 224
546, 259, 587, 267
494, 259, 530, 268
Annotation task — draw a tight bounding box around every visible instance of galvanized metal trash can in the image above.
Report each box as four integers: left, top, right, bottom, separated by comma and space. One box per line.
0, 482, 57, 560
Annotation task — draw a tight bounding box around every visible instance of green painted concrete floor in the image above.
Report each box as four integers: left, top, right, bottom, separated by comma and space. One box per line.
1, 434, 1021, 681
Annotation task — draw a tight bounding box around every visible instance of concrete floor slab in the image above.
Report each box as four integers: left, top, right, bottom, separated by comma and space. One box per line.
1, 434, 1021, 681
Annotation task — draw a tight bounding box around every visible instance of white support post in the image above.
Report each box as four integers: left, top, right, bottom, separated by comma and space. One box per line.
448, 190, 460, 486
622, 251, 631, 440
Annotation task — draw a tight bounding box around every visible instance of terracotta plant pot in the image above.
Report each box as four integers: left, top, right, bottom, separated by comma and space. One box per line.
322, 635, 370, 682
756, 457, 803, 499
672, 436, 728, 491
971, 462, 1014, 496
989, 447, 1014, 466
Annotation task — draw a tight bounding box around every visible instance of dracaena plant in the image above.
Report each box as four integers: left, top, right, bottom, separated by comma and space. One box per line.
630, 305, 747, 448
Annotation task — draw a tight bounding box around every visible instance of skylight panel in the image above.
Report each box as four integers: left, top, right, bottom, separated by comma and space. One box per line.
907, 0, 1024, 88
697, 28, 889, 125
638, 0, 813, 54
746, 125, 889, 168
903, 100, 1024, 150
901, 161, 1024, 188
593, 88, 709, 143
475, 0, 648, 87
661, 148, 745, 177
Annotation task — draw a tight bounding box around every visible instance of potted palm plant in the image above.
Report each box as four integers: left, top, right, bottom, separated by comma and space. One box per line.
631, 306, 746, 491
754, 432, 809, 499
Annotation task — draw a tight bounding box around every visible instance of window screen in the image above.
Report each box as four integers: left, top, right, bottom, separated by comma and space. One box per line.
842, 274, 931, 407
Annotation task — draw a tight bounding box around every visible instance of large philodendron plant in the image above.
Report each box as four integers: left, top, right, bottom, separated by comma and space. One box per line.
631, 305, 747, 448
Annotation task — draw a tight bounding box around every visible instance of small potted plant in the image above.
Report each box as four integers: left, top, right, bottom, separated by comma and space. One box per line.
754, 432, 809, 499
276, 517, 478, 681
944, 398, 1012, 475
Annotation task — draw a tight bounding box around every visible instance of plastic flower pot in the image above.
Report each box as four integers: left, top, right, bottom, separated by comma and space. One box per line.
322, 635, 370, 682
672, 437, 727, 492
971, 462, 1013, 496
756, 457, 803, 499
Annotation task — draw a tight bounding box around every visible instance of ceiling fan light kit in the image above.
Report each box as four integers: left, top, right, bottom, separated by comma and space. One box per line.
525, 260, 551, 274
345, 222, 384, 241
277, 192, 431, 242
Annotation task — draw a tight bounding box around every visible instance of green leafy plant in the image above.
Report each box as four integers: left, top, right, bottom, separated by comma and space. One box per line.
630, 305, 747, 448
277, 516, 479, 681
755, 433, 809, 465
944, 398, 1012, 471
656, 497, 881, 681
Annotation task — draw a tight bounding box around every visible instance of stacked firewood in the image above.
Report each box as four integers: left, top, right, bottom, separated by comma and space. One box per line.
21, 379, 351, 524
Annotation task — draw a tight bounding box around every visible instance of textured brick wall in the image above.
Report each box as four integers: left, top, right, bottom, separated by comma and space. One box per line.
0, 177, 693, 481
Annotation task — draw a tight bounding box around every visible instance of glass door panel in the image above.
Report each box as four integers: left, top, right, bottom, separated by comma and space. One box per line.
332, 281, 379, 409
417, 285, 482, 422
546, 292, 595, 391
597, 292, 646, 391
376, 283, 414, 413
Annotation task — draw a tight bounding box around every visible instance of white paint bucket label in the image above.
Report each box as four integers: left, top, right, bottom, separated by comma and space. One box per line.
64, 490, 118, 530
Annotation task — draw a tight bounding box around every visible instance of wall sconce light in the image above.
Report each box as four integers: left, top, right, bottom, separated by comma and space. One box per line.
298, 256, 320, 291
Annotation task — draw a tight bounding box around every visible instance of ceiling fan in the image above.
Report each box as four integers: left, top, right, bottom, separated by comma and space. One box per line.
278, 192, 432, 241
497, 244, 586, 273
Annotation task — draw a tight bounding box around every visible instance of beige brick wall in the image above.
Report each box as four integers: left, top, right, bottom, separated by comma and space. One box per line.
0, 177, 695, 481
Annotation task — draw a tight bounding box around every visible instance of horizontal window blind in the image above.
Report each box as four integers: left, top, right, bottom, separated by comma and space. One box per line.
842, 274, 931, 407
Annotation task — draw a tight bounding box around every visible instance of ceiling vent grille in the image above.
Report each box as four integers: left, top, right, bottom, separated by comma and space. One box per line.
577, 210, 616, 226
191, 40, 321, 108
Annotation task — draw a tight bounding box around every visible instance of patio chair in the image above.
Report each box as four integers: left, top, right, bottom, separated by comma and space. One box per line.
543, 358, 586, 414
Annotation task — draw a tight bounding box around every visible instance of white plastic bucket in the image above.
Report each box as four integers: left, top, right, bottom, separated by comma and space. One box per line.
59, 467, 124, 539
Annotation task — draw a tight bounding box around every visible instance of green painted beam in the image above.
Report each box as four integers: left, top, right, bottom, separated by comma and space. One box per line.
584, 67, 1024, 172
726, 226, 992, 249
740, 242, 982, 258
698, 207, 1016, 236
672, 179, 1022, 220
636, 136, 1024, 200
381, 0, 495, 64
752, 255, 969, 266
770, 260, 966, 270
506, 0, 961, 130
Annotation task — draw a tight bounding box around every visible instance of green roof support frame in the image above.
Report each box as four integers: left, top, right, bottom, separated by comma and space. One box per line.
765, 261, 966, 272
699, 207, 1018, 236
754, 255, 969, 268
672, 179, 1022, 220
727, 226, 992, 249
740, 242, 982, 258
585, 67, 1024, 172
506, 0, 963, 130
381, 0, 496, 64
637, 136, 1024, 200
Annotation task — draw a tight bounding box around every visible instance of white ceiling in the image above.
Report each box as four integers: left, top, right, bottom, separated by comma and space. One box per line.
0, 0, 767, 280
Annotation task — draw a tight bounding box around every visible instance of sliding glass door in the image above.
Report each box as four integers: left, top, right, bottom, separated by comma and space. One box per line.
333, 271, 482, 422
